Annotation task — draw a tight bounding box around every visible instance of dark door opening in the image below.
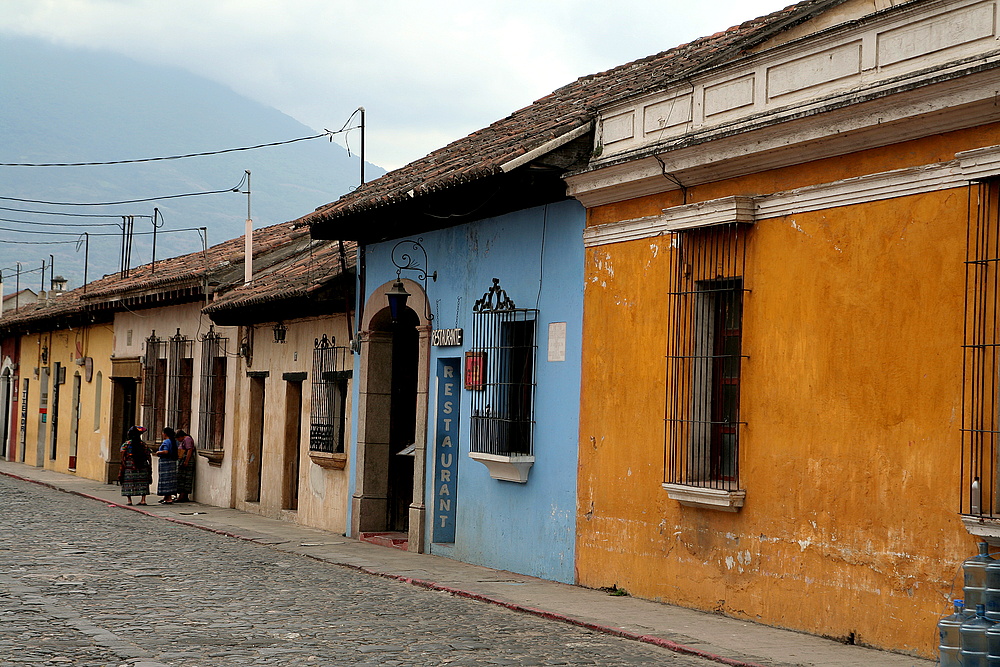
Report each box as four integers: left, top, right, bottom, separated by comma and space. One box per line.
387, 308, 419, 532
109, 378, 137, 483
282, 379, 302, 511
246, 376, 266, 503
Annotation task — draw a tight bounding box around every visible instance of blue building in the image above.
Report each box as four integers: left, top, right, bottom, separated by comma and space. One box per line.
302, 123, 591, 583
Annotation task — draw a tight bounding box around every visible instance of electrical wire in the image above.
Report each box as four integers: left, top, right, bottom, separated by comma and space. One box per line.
0, 173, 247, 206
0, 239, 77, 245
0, 226, 205, 238
0, 216, 124, 228
0, 205, 151, 218
0, 264, 46, 275
0, 130, 348, 167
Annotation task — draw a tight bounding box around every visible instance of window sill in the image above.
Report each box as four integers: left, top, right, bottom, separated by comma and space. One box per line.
309, 451, 347, 470
662, 483, 745, 512
468, 452, 534, 483
197, 449, 225, 467
961, 514, 1000, 546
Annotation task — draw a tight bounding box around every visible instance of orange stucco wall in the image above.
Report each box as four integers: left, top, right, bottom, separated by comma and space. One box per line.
576, 127, 1000, 657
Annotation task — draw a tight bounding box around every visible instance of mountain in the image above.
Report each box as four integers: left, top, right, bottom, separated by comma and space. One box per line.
0, 35, 382, 290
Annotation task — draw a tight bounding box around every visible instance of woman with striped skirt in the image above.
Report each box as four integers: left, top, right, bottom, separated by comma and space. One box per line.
154, 427, 179, 504
119, 426, 151, 506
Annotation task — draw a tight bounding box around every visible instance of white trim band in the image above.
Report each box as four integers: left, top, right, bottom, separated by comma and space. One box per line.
584, 144, 1000, 247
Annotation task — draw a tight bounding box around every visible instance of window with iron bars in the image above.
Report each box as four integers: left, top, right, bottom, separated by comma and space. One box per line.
167, 329, 194, 432
665, 223, 749, 492
963, 179, 1000, 516
198, 328, 228, 452
141, 332, 167, 437
469, 278, 538, 457
310, 334, 351, 454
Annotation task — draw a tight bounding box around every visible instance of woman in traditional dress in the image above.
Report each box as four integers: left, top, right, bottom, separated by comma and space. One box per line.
119, 425, 150, 506
154, 427, 179, 504
175, 428, 196, 503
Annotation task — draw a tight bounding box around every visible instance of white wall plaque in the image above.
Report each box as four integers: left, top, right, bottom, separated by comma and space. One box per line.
548, 322, 567, 362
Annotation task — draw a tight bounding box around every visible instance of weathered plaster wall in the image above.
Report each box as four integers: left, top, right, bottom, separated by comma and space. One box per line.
114, 304, 237, 508
359, 199, 585, 583
576, 129, 992, 657
229, 314, 352, 535
16, 322, 112, 480
70, 324, 113, 482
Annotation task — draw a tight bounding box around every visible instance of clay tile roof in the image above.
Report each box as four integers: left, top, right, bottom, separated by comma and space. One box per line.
0, 285, 91, 331
297, 0, 841, 228
0, 220, 317, 332
79, 221, 310, 303
204, 238, 357, 313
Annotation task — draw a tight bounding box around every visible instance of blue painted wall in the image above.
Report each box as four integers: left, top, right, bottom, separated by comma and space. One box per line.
352, 199, 584, 584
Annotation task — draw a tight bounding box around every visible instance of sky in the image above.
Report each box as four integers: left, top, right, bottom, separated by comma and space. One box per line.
2, 0, 797, 172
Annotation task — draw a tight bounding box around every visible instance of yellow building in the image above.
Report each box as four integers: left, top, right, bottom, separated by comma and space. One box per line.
0, 291, 114, 481
560, 0, 1000, 658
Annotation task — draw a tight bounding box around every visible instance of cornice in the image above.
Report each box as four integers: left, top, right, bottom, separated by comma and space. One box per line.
583, 144, 1000, 247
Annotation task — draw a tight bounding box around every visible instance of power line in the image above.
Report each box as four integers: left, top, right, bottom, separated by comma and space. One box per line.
0, 205, 152, 218
0, 129, 352, 167
0, 216, 123, 228
0, 225, 205, 238
0, 239, 78, 245
0, 174, 247, 207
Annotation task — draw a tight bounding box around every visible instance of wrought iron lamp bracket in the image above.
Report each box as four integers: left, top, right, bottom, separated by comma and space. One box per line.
389, 239, 436, 321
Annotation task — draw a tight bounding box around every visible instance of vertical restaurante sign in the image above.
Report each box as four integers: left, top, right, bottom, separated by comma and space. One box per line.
434, 358, 460, 543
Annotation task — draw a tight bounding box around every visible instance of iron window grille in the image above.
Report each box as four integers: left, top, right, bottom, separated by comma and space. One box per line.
167, 329, 194, 431
141, 332, 167, 437
469, 278, 538, 457
309, 334, 351, 454
198, 328, 228, 452
963, 179, 1000, 516
665, 223, 749, 492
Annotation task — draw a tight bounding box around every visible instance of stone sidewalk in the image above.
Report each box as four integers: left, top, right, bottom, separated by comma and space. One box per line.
0, 459, 935, 667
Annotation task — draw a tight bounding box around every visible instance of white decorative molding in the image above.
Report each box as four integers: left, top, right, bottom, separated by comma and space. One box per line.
592, 0, 1000, 162
584, 196, 755, 247
755, 161, 964, 221
957, 144, 1000, 180
583, 146, 1000, 247
602, 112, 635, 145
704, 74, 756, 117
468, 452, 534, 483
876, 0, 996, 67
663, 483, 746, 512
766, 41, 861, 100
568, 64, 1000, 209
643, 94, 693, 135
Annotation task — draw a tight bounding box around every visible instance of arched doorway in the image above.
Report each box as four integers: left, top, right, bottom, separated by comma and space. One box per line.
352, 279, 430, 551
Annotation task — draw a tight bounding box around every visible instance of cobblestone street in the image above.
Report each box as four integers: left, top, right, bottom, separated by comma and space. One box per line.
0, 476, 720, 667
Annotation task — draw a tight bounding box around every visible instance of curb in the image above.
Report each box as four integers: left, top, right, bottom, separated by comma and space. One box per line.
2, 468, 768, 667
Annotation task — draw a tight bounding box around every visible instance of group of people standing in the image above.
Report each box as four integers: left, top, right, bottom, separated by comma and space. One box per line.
119, 425, 196, 505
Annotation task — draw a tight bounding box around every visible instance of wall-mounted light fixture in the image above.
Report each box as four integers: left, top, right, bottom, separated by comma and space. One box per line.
40, 345, 48, 364
385, 280, 410, 323
272, 321, 287, 344
387, 239, 436, 324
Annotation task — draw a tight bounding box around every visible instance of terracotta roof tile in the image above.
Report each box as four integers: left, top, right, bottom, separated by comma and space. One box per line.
204, 239, 356, 313
297, 0, 838, 229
